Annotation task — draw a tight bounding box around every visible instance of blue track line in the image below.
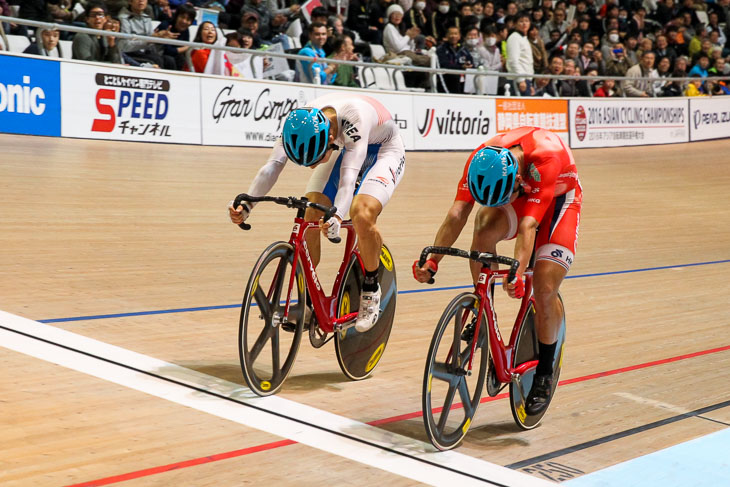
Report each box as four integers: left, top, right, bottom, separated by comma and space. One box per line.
38, 259, 730, 324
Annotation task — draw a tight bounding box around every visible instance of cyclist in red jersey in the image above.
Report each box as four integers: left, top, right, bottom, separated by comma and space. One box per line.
413, 126, 582, 415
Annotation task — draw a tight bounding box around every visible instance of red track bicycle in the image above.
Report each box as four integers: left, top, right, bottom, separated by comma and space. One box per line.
233, 193, 397, 396
417, 246, 566, 450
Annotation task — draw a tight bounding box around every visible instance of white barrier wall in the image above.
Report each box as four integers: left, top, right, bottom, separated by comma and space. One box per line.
569, 98, 689, 148
61, 63, 202, 144
2, 52, 729, 151
689, 97, 730, 141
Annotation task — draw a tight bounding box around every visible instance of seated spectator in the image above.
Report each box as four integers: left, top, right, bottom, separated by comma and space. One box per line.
191, 21, 219, 73
72, 3, 122, 64
528, 24, 548, 73
48, 0, 73, 37
300, 7, 330, 47
436, 25, 473, 93
576, 41, 595, 74
688, 52, 710, 77
624, 36, 640, 65
532, 75, 552, 96
684, 73, 706, 95
563, 41, 581, 67
710, 57, 728, 76
155, 4, 196, 70
347, 0, 379, 43
623, 51, 658, 97
653, 34, 677, 69
329, 35, 360, 87
540, 54, 564, 97
653, 55, 673, 92
0, 0, 11, 37
23, 27, 63, 57
404, 0, 429, 35
298, 21, 338, 84
517, 78, 535, 95
577, 65, 600, 96
594, 79, 622, 97
241, 12, 266, 48
383, 4, 430, 65
544, 28, 566, 55
242, 0, 275, 40
119, 0, 178, 68
605, 42, 632, 77
539, 7, 569, 43
558, 58, 579, 96
600, 27, 621, 60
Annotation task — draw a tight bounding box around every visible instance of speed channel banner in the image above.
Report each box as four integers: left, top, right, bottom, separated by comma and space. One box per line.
569, 98, 689, 148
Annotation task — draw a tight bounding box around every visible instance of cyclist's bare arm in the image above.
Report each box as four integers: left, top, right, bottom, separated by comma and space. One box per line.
229, 141, 287, 224
413, 200, 474, 283
503, 216, 538, 296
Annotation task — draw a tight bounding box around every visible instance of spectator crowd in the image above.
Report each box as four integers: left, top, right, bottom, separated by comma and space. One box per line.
3, 0, 730, 96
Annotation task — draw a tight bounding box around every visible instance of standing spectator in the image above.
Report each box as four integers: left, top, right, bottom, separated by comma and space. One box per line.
505, 12, 534, 90
479, 24, 503, 71
155, 4, 195, 70
191, 21, 218, 73
436, 25, 473, 92
623, 50, 658, 96
72, 2, 122, 64
23, 27, 63, 57
429, 0, 458, 41
119, 0, 178, 68
528, 23, 549, 73
298, 22, 338, 84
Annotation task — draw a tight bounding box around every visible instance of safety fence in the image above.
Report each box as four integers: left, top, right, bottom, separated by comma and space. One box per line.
2, 50, 730, 149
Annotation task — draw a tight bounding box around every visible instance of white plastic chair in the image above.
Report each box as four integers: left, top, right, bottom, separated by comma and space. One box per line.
59, 40, 73, 58
372, 66, 395, 90
369, 43, 386, 61
286, 18, 302, 39
393, 69, 425, 92
6, 34, 31, 53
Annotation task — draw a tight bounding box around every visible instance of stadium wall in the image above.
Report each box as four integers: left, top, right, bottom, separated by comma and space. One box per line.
2, 52, 728, 150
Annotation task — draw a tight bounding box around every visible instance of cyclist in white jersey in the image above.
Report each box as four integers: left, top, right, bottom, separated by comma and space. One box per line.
229, 92, 406, 332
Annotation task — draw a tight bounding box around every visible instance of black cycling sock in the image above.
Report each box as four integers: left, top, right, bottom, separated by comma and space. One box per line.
536, 340, 557, 377
363, 269, 379, 293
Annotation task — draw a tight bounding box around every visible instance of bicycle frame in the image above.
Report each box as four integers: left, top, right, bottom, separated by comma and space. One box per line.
471, 266, 538, 384
283, 213, 363, 334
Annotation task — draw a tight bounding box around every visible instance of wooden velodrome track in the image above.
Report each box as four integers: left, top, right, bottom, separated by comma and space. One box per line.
1, 132, 729, 487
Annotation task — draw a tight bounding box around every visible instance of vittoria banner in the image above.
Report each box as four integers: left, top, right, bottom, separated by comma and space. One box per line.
412, 95, 496, 150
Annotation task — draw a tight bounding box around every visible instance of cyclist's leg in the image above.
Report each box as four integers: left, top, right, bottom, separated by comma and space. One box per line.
351, 138, 405, 331
303, 149, 343, 267
352, 137, 405, 273
470, 205, 514, 284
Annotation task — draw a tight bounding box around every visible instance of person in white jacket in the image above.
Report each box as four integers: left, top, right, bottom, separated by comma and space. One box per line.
382, 4, 431, 66
505, 12, 534, 91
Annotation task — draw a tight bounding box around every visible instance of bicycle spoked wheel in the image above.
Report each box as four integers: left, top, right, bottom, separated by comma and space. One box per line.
334, 244, 396, 380
422, 292, 488, 451
509, 294, 566, 429
239, 241, 306, 396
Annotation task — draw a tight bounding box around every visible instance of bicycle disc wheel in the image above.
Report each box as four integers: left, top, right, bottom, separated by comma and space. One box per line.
422, 292, 488, 451
239, 241, 306, 396
334, 244, 397, 380
509, 294, 566, 429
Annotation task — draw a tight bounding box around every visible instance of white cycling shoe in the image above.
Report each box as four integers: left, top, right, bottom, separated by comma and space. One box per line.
355, 285, 381, 332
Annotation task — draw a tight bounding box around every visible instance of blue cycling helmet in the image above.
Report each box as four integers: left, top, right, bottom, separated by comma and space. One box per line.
467, 145, 518, 207
282, 107, 331, 167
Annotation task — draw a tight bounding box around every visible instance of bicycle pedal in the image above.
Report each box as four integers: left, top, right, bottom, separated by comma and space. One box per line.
460, 320, 476, 342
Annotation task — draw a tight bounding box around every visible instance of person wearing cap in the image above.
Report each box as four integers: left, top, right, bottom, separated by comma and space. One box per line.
383, 3, 431, 65
240, 11, 265, 47
241, 0, 274, 39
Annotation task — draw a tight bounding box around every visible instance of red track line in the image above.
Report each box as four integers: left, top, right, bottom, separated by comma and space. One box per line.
64, 344, 730, 487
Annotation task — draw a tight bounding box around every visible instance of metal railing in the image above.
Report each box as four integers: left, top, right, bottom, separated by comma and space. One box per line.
3, 16, 729, 92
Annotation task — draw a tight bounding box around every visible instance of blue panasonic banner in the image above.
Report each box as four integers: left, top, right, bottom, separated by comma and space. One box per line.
0, 55, 61, 136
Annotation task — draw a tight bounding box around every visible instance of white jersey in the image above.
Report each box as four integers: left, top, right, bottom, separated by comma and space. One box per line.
246, 93, 401, 219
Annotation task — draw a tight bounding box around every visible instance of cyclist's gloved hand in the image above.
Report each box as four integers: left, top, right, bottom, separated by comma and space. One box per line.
504, 273, 525, 299
412, 258, 438, 283
228, 201, 251, 225
321, 215, 341, 240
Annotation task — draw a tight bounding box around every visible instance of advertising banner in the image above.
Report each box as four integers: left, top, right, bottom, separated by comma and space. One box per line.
0, 54, 61, 137
569, 98, 688, 148
61, 63, 201, 144
495, 98, 568, 139
201, 78, 315, 146
689, 97, 730, 141
315, 87, 415, 150
412, 95, 496, 150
